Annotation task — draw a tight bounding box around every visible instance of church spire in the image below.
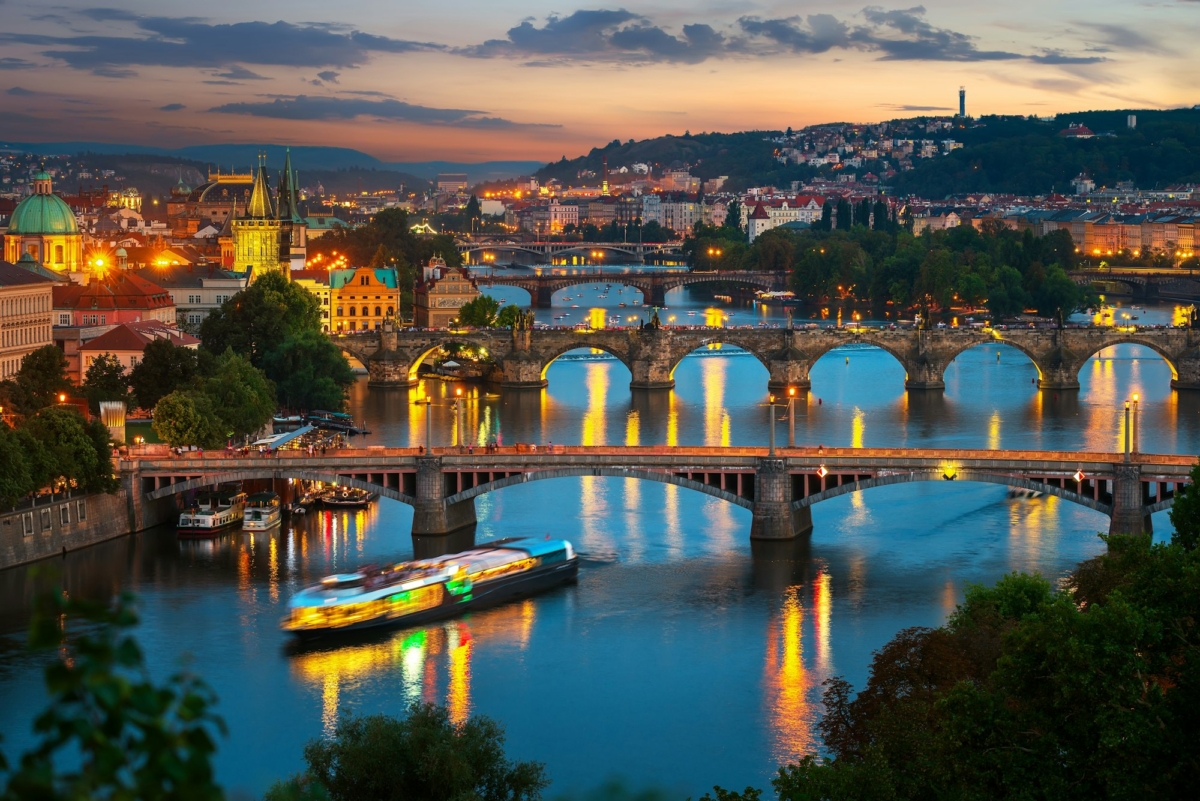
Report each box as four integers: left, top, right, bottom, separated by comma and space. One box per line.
246, 154, 274, 219
277, 148, 302, 223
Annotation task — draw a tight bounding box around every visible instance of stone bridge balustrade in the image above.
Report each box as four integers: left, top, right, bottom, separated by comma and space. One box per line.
337, 325, 1200, 393
122, 447, 1193, 542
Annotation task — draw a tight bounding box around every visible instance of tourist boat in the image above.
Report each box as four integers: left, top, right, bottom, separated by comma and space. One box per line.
307, 410, 358, 432
322, 486, 376, 507
178, 489, 246, 536
281, 537, 578, 638
243, 492, 282, 531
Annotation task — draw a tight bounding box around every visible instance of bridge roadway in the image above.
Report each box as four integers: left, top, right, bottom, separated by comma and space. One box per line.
121, 446, 1194, 541
456, 240, 684, 266
342, 324, 1200, 392
471, 269, 786, 307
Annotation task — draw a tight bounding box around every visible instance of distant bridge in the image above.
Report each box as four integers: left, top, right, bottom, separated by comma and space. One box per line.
456, 240, 684, 265
472, 269, 786, 307
1070, 269, 1200, 300
121, 447, 1193, 540
338, 325, 1200, 392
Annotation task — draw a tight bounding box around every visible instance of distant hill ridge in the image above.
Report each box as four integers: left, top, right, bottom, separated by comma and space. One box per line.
0, 141, 542, 185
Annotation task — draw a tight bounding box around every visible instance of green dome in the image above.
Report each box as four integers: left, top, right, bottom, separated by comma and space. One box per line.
9, 192, 78, 235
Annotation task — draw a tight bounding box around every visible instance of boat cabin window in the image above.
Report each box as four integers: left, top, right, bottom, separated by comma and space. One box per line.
540, 549, 567, 565
322, 576, 366, 590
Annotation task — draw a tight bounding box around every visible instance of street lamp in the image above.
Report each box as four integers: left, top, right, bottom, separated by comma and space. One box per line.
787, 386, 796, 448
415, 397, 434, 451
1123, 400, 1131, 463
1132, 393, 1139, 455
454, 388, 465, 449
767, 393, 777, 455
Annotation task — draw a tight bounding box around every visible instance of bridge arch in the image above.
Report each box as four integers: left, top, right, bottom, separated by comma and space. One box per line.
662, 273, 781, 294
145, 471, 416, 505
1075, 337, 1181, 382
538, 341, 633, 381
792, 470, 1117, 515
442, 467, 754, 509
666, 337, 772, 380
807, 335, 915, 382
406, 336, 499, 383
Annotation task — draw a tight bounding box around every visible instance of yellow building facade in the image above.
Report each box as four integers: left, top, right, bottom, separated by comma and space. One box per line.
413, 257, 480, 328
3, 171, 84, 279
330, 267, 400, 333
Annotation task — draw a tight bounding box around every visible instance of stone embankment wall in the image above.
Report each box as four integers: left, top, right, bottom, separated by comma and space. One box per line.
0, 490, 177, 571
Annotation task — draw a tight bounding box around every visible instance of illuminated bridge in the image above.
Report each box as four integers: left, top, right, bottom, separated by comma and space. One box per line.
471, 269, 786, 307
338, 324, 1200, 392
120, 447, 1193, 541
455, 240, 685, 267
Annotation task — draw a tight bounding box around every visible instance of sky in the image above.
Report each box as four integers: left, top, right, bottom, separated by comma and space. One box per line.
0, 1, 1196, 162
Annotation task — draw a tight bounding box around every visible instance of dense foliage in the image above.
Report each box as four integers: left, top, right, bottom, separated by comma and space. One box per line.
306, 208, 463, 318
707, 464, 1200, 800
200, 272, 354, 411
265, 704, 549, 801
0, 587, 225, 800
689, 221, 1091, 319
0, 347, 117, 505
150, 349, 276, 448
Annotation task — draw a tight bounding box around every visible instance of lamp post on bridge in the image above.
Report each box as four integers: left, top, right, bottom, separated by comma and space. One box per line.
768, 393, 777, 456
1132, 393, 1139, 455
787, 387, 796, 448
415, 397, 434, 451
1123, 400, 1131, 463
454, 388, 465, 450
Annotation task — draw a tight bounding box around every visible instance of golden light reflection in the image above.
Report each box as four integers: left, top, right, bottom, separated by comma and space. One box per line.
322, 673, 339, 738
237, 545, 250, 595
1007, 494, 1060, 571
812, 571, 832, 674
624, 478, 645, 561
625, 410, 640, 446
701, 353, 731, 447
663, 483, 683, 557
446, 622, 473, 725
666, 390, 679, 447
941, 579, 957, 621
401, 630, 427, 705
581, 361, 609, 446
766, 586, 814, 760
850, 407, 865, 449
705, 308, 725, 327
268, 535, 279, 603
987, 410, 1001, 451
589, 307, 606, 329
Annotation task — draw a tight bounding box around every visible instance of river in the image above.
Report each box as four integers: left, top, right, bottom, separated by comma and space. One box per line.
0, 277, 1195, 798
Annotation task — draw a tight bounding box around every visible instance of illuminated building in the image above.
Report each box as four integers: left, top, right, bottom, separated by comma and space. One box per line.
130, 264, 245, 331
78, 321, 199, 383
167, 169, 253, 238
53, 271, 175, 328
232, 159, 284, 280
413, 257, 480, 328
0, 259, 56, 380
3, 171, 84, 279
330, 266, 399, 333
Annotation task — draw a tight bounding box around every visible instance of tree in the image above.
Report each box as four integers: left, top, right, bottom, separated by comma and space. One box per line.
835, 198, 853, 231
270, 704, 548, 801
202, 350, 276, 440
0, 589, 225, 800
0, 345, 71, 415
495, 305, 524, 329
129, 338, 204, 411
81, 353, 130, 414
457, 295, 501, 327
199, 272, 322, 367
1168, 462, 1200, 551
0, 424, 33, 506
263, 330, 355, 412
152, 391, 223, 448
466, 195, 481, 222
23, 406, 115, 493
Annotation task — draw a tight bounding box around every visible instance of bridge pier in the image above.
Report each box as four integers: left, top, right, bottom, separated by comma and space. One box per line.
412, 456, 477, 536
766, 350, 811, 393
535, 285, 556, 308
1171, 350, 1200, 390
366, 322, 418, 387
646, 284, 668, 307
1109, 463, 1153, 536
750, 458, 812, 540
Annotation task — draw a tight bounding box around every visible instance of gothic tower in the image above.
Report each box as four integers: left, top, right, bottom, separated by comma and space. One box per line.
231, 156, 285, 281
276, 148, 307, 272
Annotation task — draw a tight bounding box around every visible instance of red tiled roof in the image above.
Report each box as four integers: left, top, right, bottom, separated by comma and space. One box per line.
80, 320, 198, 353
54, 272, 174, 312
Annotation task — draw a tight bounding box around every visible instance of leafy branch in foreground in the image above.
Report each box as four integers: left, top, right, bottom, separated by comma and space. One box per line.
0, 586, 226, 801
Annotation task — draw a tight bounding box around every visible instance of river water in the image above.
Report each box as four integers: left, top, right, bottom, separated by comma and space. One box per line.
0, 273, 1195, 798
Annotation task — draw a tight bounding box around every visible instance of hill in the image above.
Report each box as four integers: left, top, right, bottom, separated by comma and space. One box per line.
0, 141, 541, 185
536, 108, 1200, 196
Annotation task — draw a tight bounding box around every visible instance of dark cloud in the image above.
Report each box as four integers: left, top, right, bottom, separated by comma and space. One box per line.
464, 7, 1099, 66
7, 86, 36, 96
0, 57, 37, 70
850, 6, 1021, 61
737, 14, 849, 54
212, 65, 268, 80
159, 103, 185, 111
207, 94, 559, 128
1077, 23, 1158, 53
461, 9, 730, 63
317, 70, 340, 83
0, 12, 442, 72
91, 66, 137, 77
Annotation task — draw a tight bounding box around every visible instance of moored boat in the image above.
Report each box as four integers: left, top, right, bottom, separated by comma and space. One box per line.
243, 492, 282, 531
281, 537, 578, 638
321, 486, 376, 507
178, 489, 246, 537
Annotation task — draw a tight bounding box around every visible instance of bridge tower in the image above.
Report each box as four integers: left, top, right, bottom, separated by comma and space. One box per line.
1109, 463, 1153, 536
412, 456, 478, 536
750, 458, 813, 539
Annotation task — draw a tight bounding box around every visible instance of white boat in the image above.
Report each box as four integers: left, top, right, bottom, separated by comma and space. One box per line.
243, 492, 282, 531
178, 489, 246, 537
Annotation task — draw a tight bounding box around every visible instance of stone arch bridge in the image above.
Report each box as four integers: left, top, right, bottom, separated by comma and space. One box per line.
120, 447, 1193, 541
456, 241, 684, 267
340, 325, 1200, 392
472, 269, 786, 307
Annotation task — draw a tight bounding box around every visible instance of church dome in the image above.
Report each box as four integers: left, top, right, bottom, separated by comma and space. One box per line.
9, 172, 78, 235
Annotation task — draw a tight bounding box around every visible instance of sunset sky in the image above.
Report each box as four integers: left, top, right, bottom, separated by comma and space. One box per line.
1, 1, 1195, 162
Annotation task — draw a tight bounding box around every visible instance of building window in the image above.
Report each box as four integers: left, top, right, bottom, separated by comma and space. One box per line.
374, 306, 381, 316
77, 500, 86, 521
130, 356, 139, 367
350, 321, 357, 331
360, 275, 369, 286
188, 314, 201, 325
54, 245, 64, 264
336, 307, 343, 316
41, 508, 51, 531
322, 297, 329, 305
387, 306, 394, 316
22, 513, 33, 537
188, 294, 201, 304
349, 307, 356, 316
58, 313, 70, 325
60, 505, 70, 525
